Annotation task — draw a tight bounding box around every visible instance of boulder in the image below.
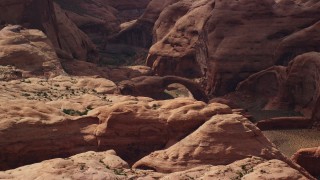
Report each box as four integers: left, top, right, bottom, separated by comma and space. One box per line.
292, 146, 320, 178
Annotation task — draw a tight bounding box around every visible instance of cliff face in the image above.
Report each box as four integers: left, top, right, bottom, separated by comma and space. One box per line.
0, 0, 98, 61
110, 0, 180, 48
104, 0, 152, 22
146, 0, 320, 96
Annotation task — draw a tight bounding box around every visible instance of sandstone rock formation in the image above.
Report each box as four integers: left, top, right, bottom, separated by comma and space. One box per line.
117, 75, 208, 102
292, 146, 320, 178
133, 114, 290, 172
275, 20, 320, 66
146, 0, 320, 95
0, 150, 163, 180
0, 0, 98, 61
0, 74, 230, 170
104, 0, 152, 22
0, 25, 64, 78
53, 3, 98, 61
0, 153, 312, 180
226, 52, 320, 126
110, 0, 179, 48
162, 157, 311, 180
54, 0, 120, 49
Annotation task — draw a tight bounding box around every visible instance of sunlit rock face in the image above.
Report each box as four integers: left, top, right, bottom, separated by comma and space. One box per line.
0, 25, 64, 78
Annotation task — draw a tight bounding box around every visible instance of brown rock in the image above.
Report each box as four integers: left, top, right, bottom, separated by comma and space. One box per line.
146, 0, 320, 95
0, 0, 98, 61
55, 0, 120, 49
92, 100, 230, 162
0, 154, 313, 180
117, 75, 209, 102
162, 157, 311, 180
110, 0, 179, 48
284, 52, 320, 117
275, 21, 320, 66
0, 25, 64, 78
133, 114, 286, 172
0, 150, 160, 180
104, 0, 151, 22
53, 3, 98, 61
0, 76, 230, 170
292, 146, 320, 178
227, 52, 320, 125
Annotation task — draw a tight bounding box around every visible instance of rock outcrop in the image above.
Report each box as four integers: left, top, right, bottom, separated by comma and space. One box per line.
0, 25, 64, 78
53, 3, 98, 61
104, 0, 152, 22
162, 157, 311, 180
292, 146, 320, 178
0, 0, 98, 61
110, 0, 179, 48
54, 0, 120, 49
0, 150, 162, 180
117, 75, 208, 102
0, 74, 230, 170
146, 0, 320, 95
227, 52, 320, 126
133, 114, 288, 172
0, 152, 312, 180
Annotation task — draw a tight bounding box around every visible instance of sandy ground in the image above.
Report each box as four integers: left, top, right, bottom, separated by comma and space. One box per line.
263, 129, 320, 157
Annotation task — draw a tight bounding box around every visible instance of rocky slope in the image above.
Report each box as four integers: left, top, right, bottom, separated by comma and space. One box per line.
146, 0, 320, 95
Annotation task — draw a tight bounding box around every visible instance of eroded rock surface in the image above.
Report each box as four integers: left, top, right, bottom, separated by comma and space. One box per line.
0, 153, 312, 180
226, 52, 320, 125
162, 157, 311, 180
292, 146, 320, 178
0, 75, 230, 170
117, 75, 208, 102
0, 0, 98, 61
0, 25, 64, 78
133, 114, 289, 172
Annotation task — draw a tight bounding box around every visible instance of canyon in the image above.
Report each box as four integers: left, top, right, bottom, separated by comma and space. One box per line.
0, 0, 319, 179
